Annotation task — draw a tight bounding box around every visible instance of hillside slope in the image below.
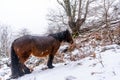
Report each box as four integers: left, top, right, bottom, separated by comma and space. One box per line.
0, 44, 120, 80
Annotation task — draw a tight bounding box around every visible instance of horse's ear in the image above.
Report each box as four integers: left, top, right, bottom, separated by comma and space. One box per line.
65, 29, 72, 34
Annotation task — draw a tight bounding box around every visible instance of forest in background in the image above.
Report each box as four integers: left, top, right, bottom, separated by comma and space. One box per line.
0, 0, 120, 58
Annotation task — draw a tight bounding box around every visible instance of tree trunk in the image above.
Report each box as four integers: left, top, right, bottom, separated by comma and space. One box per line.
68, 18, 85, 36
57, 0, 89, 37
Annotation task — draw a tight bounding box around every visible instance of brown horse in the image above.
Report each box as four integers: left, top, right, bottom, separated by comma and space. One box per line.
10, 29, 73, 79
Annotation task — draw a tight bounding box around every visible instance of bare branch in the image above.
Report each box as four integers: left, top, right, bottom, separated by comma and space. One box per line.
63, 0, 72, 21
57, 0, 66, 11
71, 0, 77, 21
78, 0, 82, 19
84, 0, 89, 20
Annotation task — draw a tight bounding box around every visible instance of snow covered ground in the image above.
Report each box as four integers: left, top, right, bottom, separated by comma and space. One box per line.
0, 44, 120, 80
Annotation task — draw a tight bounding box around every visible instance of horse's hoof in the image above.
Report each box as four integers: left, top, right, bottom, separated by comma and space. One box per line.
24, 70, 31, 74
10, 75, 19, 79
10, 73, 24, 79
48, 65, 55, 69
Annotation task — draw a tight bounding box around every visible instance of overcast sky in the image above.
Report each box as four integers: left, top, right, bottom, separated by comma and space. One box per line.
0, 0, 57, 34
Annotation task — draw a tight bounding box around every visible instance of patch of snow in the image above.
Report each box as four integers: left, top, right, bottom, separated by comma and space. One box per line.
72, 49, 79, 55
59, 44, 69, 53
0, 44, 120, 80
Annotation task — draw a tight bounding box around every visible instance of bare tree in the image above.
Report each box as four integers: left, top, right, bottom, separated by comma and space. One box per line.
57, 0, 94, 36
103, 0, 115, 27
15, 28, 30, 38
47, 9, 68, 34
47, 0, 95, 36
0, 25, 12, 57
102, 0, 116, 44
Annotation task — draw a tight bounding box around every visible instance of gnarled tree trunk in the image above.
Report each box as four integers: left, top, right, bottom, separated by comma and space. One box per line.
57, 0, 90, 37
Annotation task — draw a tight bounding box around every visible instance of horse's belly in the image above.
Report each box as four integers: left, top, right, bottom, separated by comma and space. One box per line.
32, 50, 50, 57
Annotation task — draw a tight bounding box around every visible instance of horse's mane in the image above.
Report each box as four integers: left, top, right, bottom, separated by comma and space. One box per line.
48, 31, 66, 42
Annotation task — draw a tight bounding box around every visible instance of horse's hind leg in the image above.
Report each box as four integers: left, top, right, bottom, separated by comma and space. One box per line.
10, 47, 24, 79
47, 54, 54, 68
11, 61, 24, 79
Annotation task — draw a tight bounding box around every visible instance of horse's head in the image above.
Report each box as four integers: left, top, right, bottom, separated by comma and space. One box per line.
64, 29, 73, 44
49, 29, 73, 44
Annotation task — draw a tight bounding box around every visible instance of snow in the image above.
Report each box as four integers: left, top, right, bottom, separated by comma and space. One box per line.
0, 44, 120, 80
72, 49, 79, 55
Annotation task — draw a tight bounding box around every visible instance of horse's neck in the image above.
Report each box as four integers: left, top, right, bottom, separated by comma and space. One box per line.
49, 32, 65, 42
57, 32, 65, 42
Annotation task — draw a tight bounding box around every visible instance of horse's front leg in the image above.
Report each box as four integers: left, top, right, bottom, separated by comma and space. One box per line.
47, 54, 54, 68
22, 64, 31, 74
18, 52, 31, 75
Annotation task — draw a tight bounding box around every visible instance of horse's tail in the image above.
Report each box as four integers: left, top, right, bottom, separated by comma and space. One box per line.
11, 44, 21, 78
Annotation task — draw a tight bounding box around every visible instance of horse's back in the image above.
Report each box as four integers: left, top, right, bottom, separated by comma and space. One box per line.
31, 36, 55, 46
12, 35, 59, 51
13, 35, 33, 47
